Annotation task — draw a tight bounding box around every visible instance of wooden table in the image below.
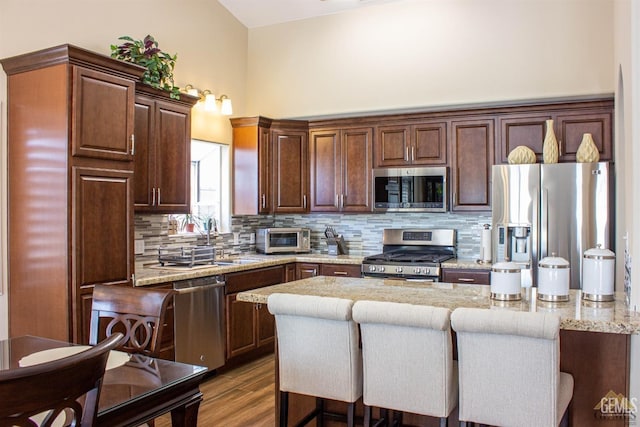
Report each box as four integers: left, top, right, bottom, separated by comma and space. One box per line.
0, 335, 208, 427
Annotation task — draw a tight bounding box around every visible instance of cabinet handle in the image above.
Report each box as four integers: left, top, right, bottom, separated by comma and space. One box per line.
152, 188, 156, 206
261, 194, 266, 209
341, 194, 345, 209
405, 147, 409, 161
303, 194, 307, 209
130, 134, 135, 155
335, 194, 339, 208
157, 188, 161, 205
333, 271, 349, 276
558, 139, 562, 156
457, 278, 475, 282
411, 146, 415, 161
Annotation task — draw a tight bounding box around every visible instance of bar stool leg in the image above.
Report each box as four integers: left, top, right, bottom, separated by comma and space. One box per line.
346, 402, 356, 427
279, 391, 288, 427
363, 405, 372, 427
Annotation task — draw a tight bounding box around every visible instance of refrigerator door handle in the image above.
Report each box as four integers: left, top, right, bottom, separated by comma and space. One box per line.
540, 187, 548, 259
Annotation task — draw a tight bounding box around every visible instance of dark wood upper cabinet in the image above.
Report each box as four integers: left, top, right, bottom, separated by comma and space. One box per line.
310, 127, 373, 212
375, 122, 447, 167
231, 117, 308, 214
271, 121, 309, 213
133, 87, 197, 214
72, 67, 136, 161
496, 100, 613, 164
451, 118, 494, 212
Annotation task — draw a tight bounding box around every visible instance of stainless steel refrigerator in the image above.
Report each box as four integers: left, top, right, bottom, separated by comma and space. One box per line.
492, 162, 613, 288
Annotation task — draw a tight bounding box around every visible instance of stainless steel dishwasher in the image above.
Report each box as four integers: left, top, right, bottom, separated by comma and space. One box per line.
173, 275, 225, 371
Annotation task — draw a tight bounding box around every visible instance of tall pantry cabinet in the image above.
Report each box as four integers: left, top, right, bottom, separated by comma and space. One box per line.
1, 45, 145, 342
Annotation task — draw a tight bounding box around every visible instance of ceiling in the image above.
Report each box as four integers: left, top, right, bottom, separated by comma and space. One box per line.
217, 0, 406, 29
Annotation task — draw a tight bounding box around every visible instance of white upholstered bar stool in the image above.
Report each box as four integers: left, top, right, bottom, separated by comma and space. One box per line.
450, 307, 574, 427
352, 300, 457, 427
267, 293, 363, 427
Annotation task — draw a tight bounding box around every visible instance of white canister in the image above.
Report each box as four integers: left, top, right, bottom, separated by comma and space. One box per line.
582, 244, 615, 302
538, 253, 570, 302
491, 261, 522, 301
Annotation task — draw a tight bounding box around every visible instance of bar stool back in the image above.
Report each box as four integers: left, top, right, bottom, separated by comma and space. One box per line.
451, 307, 574, 427
268, 293, 362, 427
353, 300, 457, 427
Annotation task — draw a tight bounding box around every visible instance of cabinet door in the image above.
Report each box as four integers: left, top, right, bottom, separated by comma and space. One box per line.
72, 67, 135, 161
498, 114, 551, 164
310, 129, 341, 212
226, 293, 258, 359
133, 96, 154, 209
272, 130, 308, 213
556, 111, 612, 162
375, 125, 410, 167
154, 100, 192, 213
258, 125, 272, 214
342, 128, 373, 212
451, 119, 494, 211
72, 166, 134, 290
296, 263, 320, 279
411, 122, 447, 165
256, 303, 275, 348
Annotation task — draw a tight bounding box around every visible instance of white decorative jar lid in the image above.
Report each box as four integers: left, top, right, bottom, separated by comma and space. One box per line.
584, 244, 615, 260
539, 253, 570, 268
492, 261, 521, 273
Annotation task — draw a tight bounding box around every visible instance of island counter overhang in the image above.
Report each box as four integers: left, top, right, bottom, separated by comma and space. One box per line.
237, 276, 638, 427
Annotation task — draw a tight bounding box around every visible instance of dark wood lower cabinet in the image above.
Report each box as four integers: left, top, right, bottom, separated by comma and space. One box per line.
296, 262, 362, 279
277, 330, 629, 427
225, 265, 287, 368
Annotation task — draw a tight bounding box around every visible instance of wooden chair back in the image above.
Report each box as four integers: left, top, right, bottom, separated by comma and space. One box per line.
0, 333, 123, 427
90, 285, 175, 357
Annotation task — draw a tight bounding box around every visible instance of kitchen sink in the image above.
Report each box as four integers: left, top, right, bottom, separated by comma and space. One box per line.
215, 258, 263, 266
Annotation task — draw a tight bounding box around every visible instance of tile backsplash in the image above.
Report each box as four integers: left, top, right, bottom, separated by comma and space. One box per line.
135, 212, 491, 270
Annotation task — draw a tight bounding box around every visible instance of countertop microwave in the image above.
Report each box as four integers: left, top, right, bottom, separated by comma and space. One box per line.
256, 228, 311, 254
373, 166, 448, 212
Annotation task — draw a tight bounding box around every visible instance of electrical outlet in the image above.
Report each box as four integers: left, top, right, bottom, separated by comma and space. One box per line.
134, 239, 145, 255
250, 232, 256, 244
233, 232, 240, 245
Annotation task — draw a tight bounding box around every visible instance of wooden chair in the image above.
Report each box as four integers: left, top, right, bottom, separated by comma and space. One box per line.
0, 333, 123, 427
90, 284, 175, 358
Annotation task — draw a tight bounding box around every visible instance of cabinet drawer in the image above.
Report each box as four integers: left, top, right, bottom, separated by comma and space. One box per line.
225, 265, 285, 294
320, 264, 362, 278
441, 269, 490, 285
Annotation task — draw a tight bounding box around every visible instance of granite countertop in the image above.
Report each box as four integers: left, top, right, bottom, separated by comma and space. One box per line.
134, 254, 364, 286
236, 276, 640, 335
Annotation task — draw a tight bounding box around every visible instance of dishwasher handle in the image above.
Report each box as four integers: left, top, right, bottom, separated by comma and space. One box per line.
174, 282, 225, 295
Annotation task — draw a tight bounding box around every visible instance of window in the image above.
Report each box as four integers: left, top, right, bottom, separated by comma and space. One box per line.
189, 139, 230, 233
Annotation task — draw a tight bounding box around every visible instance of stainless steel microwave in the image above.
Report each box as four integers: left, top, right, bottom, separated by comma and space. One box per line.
255, 228, 311, 254
373, 166, 448, 212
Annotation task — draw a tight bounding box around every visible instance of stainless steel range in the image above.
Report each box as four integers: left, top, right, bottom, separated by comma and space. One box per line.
362, 229, 456, 280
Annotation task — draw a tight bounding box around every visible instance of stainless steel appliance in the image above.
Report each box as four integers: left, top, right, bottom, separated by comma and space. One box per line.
256, 227, 311, 254
173, 275, 226, 371
362, 228, 456, 280
373, 167, 448, 212
492, 162, 613, 289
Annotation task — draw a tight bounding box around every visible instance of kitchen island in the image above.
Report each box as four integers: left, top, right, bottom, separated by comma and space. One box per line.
238, 276, 640, 427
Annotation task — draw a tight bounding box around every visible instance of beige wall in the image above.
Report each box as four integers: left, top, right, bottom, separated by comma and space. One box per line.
247, 0, 614, 118
0, 0, 248, 339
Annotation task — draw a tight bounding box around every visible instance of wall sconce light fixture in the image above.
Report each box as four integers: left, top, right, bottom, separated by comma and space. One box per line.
184, 84, 233, 115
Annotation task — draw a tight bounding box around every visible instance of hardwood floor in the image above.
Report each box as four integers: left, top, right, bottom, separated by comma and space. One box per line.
155, 354, 276, 427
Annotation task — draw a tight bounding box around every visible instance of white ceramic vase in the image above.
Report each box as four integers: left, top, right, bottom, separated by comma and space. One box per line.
542, 119, 559, 164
